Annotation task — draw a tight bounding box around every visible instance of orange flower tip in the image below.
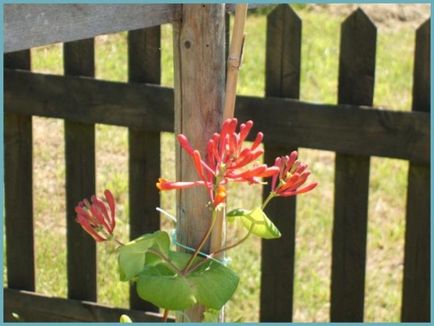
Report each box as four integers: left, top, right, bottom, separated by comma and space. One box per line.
156, 178, 167, 190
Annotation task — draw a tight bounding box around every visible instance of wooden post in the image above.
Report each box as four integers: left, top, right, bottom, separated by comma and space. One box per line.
173, 4, 226, 322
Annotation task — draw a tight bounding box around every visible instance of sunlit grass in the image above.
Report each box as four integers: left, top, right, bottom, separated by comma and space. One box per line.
5, 6, 423, 322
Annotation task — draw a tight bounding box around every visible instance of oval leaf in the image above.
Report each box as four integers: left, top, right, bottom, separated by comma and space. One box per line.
120, 314, 132, 323
135, 251, 239, 311
137, 264, 196, 310
241, 207, 281, 239
189, 259, 239, 310
118, 231, 170, 281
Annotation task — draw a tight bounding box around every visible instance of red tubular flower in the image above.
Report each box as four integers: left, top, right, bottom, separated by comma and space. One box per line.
75, 190, 116, 242
158, 118, 280, 206
271, 151, 318, 197
156, 178, 207, 190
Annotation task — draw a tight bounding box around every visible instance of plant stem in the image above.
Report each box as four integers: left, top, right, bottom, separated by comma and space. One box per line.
213, 225, 253, 256
147, 249, 182, 274
262, 192, 275, 210
186, 225, 254, 274
162, 309, 169, 322
114, 238, 124, 246
181, 210, 217, 274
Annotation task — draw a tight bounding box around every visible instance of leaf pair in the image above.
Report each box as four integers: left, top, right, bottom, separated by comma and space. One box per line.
118, 231, 239, 311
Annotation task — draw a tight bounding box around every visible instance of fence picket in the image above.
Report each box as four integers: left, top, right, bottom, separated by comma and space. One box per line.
127, 27, 161, 312
261, 5, 301, 322
331, 9, 376, 322
4, 50, 34, 292
401, 19, 430, 322
64, 39, 97, 301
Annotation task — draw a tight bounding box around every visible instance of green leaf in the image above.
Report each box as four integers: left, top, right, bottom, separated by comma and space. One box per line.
227, 207, 281, 239
135, 251, 239, 311
137, 264, 196, 310
120, 314, 132, 323
118, 231, 170, 281
226, 208, 249, 223
242, 207, 281, 239
189, 259, 240, 310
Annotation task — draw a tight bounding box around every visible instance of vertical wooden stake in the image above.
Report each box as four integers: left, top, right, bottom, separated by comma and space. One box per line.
211, 4, 249, 263
223, 4, 248, 120
173, 4, 225, 322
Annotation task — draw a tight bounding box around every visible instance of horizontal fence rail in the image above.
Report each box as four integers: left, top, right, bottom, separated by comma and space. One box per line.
4, 289, 172, 322
3, 4, 430, 323
4, 4, 181, 53
4, 4, 269, 53
4, 69, 429, 164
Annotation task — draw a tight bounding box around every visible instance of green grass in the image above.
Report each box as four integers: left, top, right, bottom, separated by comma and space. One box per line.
4, 6, 422, 322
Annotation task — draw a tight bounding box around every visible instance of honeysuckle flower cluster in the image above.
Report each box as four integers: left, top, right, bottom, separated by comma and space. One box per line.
157, 118, 317, 208
75, 189, 116, 242
75, 118, 317, 322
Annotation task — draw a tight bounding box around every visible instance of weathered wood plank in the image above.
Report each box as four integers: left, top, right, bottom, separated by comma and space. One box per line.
64, 39, 97, 301
261, 5, 301, 322
173, 4, 226, 322
4, 70, 429, 163
330, 9, 376, 322
127, 27, 161, 312
4, 4, 181, 53
4, 51, 34, 291
401, 19, 430, 322
4, 288, 172, 322
4, 70, 173, 131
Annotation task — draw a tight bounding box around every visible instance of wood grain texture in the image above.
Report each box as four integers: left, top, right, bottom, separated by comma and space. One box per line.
260, 5, 301, 322
4, 51, 34, 291
330, 9, 376, 322
64, 39, 97, 301
127, 27, 161, 312
401, 19, 430, 322
4, 4, 181, 53
173, 4, 225, 322
4, 288, 173, 322
5, 70, 428, 164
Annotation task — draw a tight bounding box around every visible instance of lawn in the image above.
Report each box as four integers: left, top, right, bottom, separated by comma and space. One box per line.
4, 5, 426, 322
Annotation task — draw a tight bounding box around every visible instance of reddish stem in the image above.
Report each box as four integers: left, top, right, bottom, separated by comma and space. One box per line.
162, 309, 169, 322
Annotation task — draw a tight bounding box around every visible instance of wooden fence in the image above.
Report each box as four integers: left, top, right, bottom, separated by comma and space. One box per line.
3, 4, 430, 322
